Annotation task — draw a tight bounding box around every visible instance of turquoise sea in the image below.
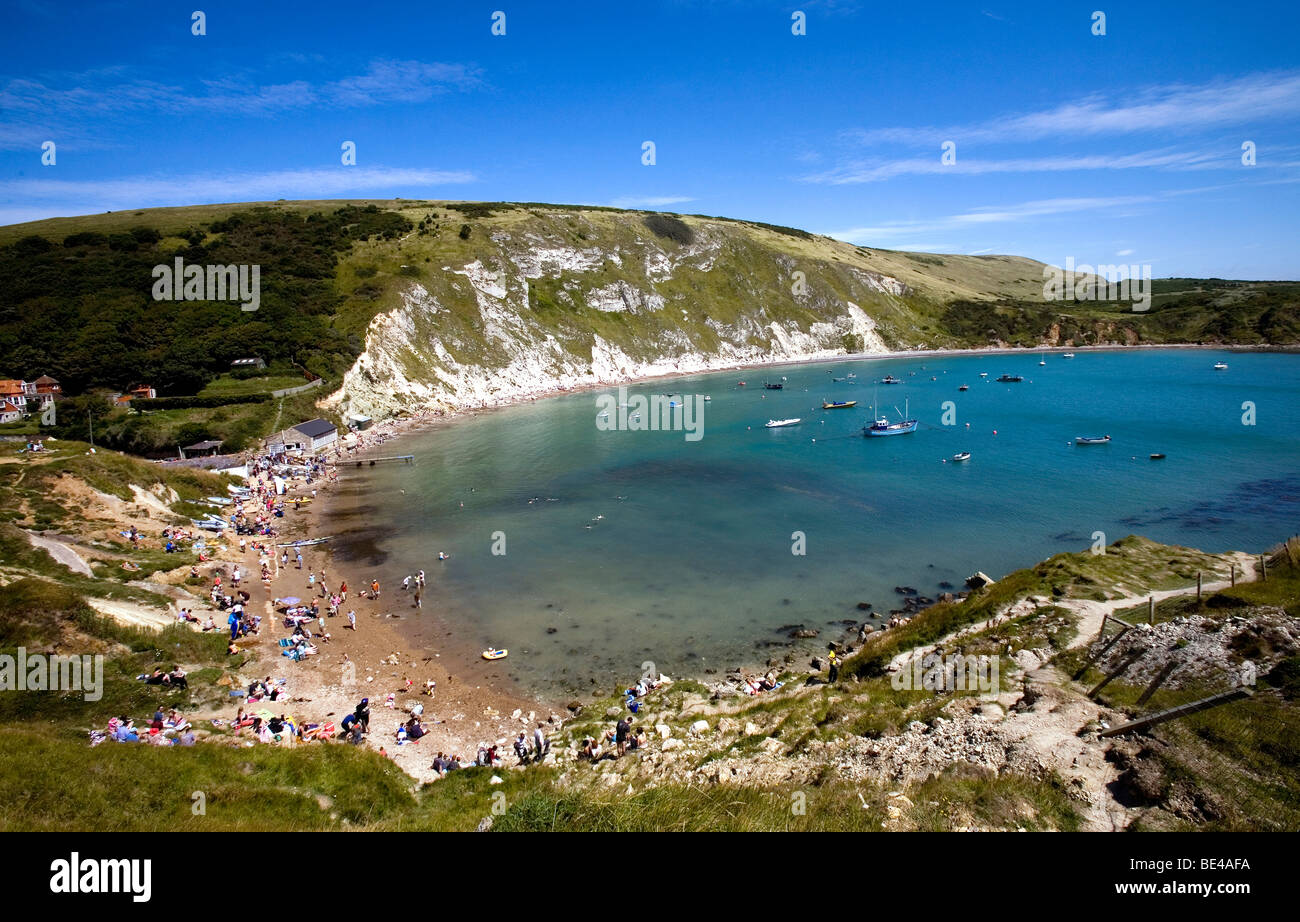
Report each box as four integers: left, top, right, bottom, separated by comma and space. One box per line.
327, 349, 1300, 697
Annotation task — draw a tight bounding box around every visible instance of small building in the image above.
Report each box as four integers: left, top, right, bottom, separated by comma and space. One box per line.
129, 385, 157, 400
292, 418, 338, 452
32, 376, 60, 408
0, 400, 22, 424
181, 439, 224, 458
231, 358, 266, 370
0, 380, 31, 412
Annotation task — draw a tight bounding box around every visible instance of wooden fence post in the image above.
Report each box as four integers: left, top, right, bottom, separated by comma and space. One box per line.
1148, 597, 1155, 625
1197, 571, 1202, 602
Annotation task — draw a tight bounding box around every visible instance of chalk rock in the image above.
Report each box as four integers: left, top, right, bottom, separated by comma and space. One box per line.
662, 738, 685, 751
689, 719, 710, 736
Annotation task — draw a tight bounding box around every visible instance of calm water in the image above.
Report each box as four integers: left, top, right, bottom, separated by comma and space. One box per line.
328, 349, 1300, 696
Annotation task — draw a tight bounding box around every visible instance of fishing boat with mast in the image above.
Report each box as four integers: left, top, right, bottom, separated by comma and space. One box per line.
864, 397, 917, 437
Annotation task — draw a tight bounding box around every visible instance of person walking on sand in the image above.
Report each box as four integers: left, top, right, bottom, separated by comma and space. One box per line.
282, 549, 289, 568
370, 578, 380, 599
339, 579, 347, 601
307, 572, 315, 593
347, 610, 356, 631
413, 584, 422, 609
402, 575, 411, 592
295, 551, 303, 569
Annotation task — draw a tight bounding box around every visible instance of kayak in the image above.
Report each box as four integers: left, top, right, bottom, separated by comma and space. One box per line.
482, 649, 508, 661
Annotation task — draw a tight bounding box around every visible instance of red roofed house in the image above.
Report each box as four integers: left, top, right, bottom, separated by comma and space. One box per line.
0, 380, 33, 413
32, 375, 61, 409
0, 401, 22, 424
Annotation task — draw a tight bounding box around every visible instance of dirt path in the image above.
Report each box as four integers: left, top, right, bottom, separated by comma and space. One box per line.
24, 531, 93, 577
1062, 551, 1258, 649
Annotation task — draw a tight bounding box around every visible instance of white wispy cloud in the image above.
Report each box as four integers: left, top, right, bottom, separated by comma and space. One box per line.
606, 195, 695, 209
820, 195, 1154, 243
803, 147, 1232, 184
0, 165, 477, 224
0, 59, 482, 150
841, 70, 1300, 148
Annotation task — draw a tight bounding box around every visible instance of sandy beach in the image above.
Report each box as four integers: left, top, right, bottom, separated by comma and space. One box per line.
202, 427, 563, 784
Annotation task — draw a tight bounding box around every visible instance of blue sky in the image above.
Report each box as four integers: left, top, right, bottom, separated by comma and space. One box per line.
2, 0, 1298, 278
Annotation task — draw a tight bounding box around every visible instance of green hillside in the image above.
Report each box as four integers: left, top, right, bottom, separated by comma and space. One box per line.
1, 200, 1296, 454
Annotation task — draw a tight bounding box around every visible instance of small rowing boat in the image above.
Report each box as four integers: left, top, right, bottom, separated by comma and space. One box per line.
276, 537, 332, 547
1213, 362, 1228, 370
1149, 453, 1166, 460
482, 648, 508, 661
765, 418, 802, 428
762, 381, 784, 390
996, 374, 1024, 382
1075, 435, 1111, 445
958, 385, 969, 391
821, 400, 857, 409
879, 375, 902, 385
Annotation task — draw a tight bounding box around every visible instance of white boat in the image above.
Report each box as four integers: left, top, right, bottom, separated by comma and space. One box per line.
765, 418, 802, 428
1213, 362, 1228, 370
1064, 353, 1075, 359
952, 452, 971, 462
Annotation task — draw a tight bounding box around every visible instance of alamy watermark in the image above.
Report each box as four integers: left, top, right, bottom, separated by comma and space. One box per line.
595, 386, 704, 442
152, 257, 261, 311
891, 652, 1000, 695
0, 647, 103, 701
1043, 257, 1151, 312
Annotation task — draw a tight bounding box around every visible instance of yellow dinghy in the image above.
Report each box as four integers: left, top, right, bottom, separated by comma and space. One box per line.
482, 648, 508, 661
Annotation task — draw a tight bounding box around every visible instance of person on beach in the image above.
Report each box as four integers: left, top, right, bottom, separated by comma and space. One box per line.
370, 578, 380, 599
827, 649, 840, 684
355, 698, 371, 734
413, 585, 422, 609
307, 572, 315, 593
615, 716, 631, 756
402, 575, 411, 592
347, 610, 356, 631
514, 733, 530, 765
533, 724, 548, 763
296, 551, 303, 569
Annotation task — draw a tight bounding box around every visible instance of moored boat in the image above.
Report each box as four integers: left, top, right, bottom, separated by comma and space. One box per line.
996, 374, 1024, 382
879, 375, 902, 385
1213, 362, 1228, 370
1149, 453, 1166, 459
765, 418, 802, 428
821, 400, 857, 409
952, 451, 971, 462
763, 381, 784, 390
1075, 435, 1111, 445
958, 384, 969, 391
864, 398, 917, 437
